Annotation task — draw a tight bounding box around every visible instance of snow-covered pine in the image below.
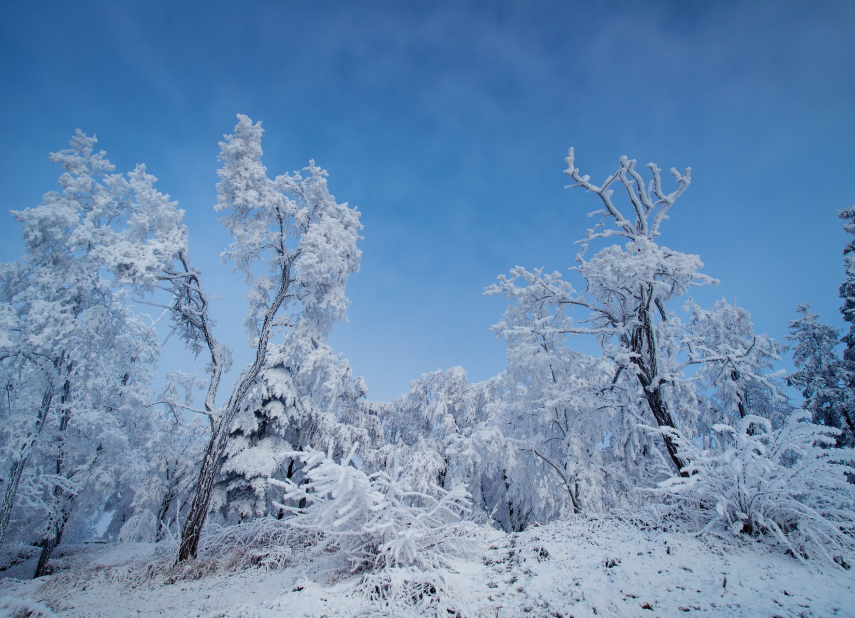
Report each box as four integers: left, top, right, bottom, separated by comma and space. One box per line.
214, 330, 375, 523
787, 304, 855, 446
838, 204, 855, 363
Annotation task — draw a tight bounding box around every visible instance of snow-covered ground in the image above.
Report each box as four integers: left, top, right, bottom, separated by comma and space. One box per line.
1, 517, 853, 618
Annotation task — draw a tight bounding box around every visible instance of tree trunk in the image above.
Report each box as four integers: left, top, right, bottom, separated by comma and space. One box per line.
33, 370, 72, 578
155, 476, 178, 543
0, 384, 54, 547
639, 377, 688, 477
176, 422, 227, 561
0, 459, 26, 546
632, 290, 689, 477
33, 510, 68, 578
33, 448, 69, 579
176, 273, 290, 563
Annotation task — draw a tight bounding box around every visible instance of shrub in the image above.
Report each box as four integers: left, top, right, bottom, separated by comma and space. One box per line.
269, 445, 474, 571
657, 412, 855, 566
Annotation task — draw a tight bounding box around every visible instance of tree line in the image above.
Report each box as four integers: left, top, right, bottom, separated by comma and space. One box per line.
1, 116, 852, 577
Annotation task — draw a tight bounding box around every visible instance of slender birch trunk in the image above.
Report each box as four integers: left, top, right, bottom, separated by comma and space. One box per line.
176, 273, 289, 562
33, 366, 75, 579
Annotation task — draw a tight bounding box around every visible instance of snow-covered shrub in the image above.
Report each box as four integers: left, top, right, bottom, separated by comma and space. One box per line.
117, 510, 158, 543
270, 445, 474, 572
658, 412, 855, 566
197, 517, 298, 572
137, 518, 303, 580
351, 568, 468, 618
0, 595, 58, 618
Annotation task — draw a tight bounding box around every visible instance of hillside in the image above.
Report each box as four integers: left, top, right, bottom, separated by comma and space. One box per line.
2, 517, 853, 618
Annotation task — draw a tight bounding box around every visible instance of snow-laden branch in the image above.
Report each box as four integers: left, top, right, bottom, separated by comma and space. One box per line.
564, 147, 691, 242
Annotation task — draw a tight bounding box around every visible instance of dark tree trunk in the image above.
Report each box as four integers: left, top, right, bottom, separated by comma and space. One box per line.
33, 371, 72, 578
177, 423, 228, 561
155, 474, 178, 543
0, 459, 27, 546
33, 510, 68, 578
631, 289, 689, 477
176, 272, 290, 563
0, 383, 55, 547
638, 374, 688, 477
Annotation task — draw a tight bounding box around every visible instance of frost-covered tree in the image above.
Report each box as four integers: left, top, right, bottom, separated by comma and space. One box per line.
29, 307, 157, 576
489, 150, 786, 490
788, 304, 854, 446
835, 204, 855, 444
0, 350, 54, 548
2, 118, 364, 562
109, 410, 207, 543
490, 150, 709, 479
0, 132, 170, 576
488, 271, 615, 517
784, 208, 855, 448
838, 205, 855, 363
378, 368, 509, 526
169, 115, 362, 561
213, 331, 374, 523
684, 299, 785, 440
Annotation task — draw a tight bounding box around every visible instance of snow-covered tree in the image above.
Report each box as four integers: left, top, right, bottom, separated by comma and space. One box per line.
0, 131, 171, 576
0, 117, 363, 564
834, 203, 855, 445
684, 298, 786, 440
783, 208, 855, 449
110, 410, 207, 543
170, 115, 362, 561
29, 305, 158, 576
0, 349, 54, 548
489, 150, 787, 498
489, 150, 711, 482
838, 205, 855, 363
213, 332, 374, 523
377, 368, 510, 527
788, 304, 854, 446
488, 271, 615, 517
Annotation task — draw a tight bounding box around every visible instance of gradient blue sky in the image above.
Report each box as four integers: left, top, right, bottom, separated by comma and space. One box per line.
2, 1, 854, 401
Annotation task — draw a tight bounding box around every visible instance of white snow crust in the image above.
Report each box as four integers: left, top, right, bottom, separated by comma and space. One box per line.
1, 517, 853, 617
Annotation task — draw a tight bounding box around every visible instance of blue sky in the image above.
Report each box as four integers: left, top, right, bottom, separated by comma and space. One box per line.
2, 1, 854, 401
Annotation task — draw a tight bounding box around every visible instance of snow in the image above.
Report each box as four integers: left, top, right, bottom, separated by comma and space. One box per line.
2, 517, 852, 617
3, 125, 855, 618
